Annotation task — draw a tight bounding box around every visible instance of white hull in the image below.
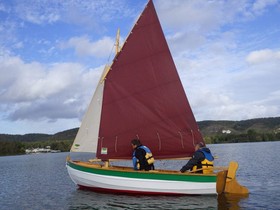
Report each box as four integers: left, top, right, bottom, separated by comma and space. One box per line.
66, 164, 216, 195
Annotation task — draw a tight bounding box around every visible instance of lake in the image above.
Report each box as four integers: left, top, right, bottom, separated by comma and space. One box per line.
0, 141, 279, 209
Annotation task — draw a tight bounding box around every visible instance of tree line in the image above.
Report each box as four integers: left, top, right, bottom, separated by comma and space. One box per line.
0, 140, 72, 156
204, 129, 280, 144
0, 128, 78, 156
1, 129, 279, 156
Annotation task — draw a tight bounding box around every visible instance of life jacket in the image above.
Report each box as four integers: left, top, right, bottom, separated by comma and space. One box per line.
192, 149, 214, 174
133, 145, 155, 170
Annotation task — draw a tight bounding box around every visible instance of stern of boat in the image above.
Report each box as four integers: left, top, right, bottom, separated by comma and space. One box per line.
216, 161, 249, 195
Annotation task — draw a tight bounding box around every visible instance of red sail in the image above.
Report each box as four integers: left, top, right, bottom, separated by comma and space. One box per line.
97, 0, 203, 159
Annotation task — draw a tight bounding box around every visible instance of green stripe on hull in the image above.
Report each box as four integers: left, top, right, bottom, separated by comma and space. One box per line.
67, 161, 217, 183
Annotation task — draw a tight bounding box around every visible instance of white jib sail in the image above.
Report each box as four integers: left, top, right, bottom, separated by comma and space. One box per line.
70, 68, 107, 153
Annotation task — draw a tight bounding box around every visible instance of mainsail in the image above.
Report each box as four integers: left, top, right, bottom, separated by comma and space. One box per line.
96, 0, 203, 159
71, 0, 203, 158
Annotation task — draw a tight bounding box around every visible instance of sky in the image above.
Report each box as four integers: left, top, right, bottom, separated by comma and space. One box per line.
0, 0, 280, 135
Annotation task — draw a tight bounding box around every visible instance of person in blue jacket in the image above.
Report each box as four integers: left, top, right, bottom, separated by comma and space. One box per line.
131, 139, 155, 171
180, 142, 214, 174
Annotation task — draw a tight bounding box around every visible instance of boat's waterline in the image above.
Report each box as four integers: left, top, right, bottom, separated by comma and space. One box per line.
66, 161, 217, 195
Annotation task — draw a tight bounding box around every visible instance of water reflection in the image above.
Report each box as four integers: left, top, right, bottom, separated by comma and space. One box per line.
67, 189, 218, 210
217, 193, 249, 210
67, 188, 249, 210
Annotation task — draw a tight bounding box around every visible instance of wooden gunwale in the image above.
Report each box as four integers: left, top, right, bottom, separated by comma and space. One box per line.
69, 159, 226, 177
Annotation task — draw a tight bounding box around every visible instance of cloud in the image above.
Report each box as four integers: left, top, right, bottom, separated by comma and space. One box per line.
0, 19, 18, 45
0, 54, 104, 122
156, 0, 279, 55
172, 41, 280, 122
11, 0, 134, 27
246, 49, 280, 64
156, 0, 245, 32
208, 48, 280, 120
61, 36, 115, 58
252, 0, 279, 14
0, 2, 7, 12
14, 1, 61, 24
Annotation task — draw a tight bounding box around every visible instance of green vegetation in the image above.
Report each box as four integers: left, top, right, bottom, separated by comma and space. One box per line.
0, 128, 78, 156
199, 117, 280, 144
0, 140, 72, 156
203, 129, 280, 144
1, 117, 280, 156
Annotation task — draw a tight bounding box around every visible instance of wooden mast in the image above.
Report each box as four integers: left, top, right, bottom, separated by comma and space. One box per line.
115, 28, 120, 55
102, 28, 121, 168
101, 28, 121, 83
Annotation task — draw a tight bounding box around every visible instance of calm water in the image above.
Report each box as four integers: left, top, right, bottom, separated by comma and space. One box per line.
0, 142, 279, 210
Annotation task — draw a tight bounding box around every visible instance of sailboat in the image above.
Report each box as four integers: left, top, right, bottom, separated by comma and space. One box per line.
66, 0, 249, 195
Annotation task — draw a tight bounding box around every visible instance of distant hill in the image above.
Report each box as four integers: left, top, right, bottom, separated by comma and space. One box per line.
0, 128, 79, 156
0, 133, 52, 142
197, 117, 280, 143
1, 117, 280, 143
198, 117, 280, 136
49, 128, 79, 141
0, 128, 78, 142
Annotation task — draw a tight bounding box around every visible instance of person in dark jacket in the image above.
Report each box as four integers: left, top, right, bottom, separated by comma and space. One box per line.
131, 139, 155, 171
180, 142, 214, 174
